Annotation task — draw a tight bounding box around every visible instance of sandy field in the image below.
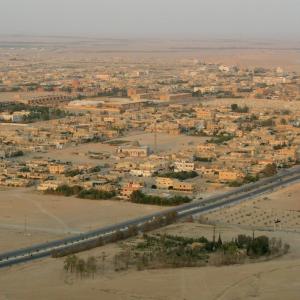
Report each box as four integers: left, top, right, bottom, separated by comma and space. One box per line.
24, 132, 207, 164
0, 180, 300, 299
0, 187, 162, 252
199, 49, 300, 72
203, 182, 300, 232
115, 132, 207, 153
204, 98, 300, 111
3, 37, 300, 71
1, 222, 300, 300
25, 141, 115, 164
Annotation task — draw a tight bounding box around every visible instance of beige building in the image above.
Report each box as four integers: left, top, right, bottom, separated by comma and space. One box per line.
48, 164, 68, 174
117, 146, 150, 157
174, 160, 195, 172
156, 177, 194, 192
121, 182, 142, 198
218, 170, 245, 182
195, 108, 216, 120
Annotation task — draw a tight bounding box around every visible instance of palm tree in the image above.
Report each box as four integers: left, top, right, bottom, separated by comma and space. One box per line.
86, 256, 97, 278
64, 254, 78, 273
76, 258, 86, 278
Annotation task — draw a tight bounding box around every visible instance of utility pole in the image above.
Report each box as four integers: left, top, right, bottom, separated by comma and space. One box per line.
154, 119, 157, 154
24, 215, 27, 235
153, 106, 158, 154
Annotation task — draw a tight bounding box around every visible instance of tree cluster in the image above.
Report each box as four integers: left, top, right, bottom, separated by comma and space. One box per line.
45, 185, 116, 200
64, 255, 97, 279
157, 170, 198, 180
130, 190, 192, 206
231, 103, 249, 113
207, 133, 234, 144
113, 232, 290, 271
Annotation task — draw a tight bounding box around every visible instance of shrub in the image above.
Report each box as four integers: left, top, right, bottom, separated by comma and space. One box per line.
46, 184, 83, 197
260, 164, 277, 177
78, 189, 116, 200
231, 104, 249, 113
45, 185, 116, 199
247, 236, 270, 257
130, 190, 191, 206
157, 171, 198, 180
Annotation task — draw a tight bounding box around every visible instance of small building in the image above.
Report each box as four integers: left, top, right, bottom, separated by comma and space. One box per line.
37, 181, 61, 191
156, 177, 194, 192
174, 160, 195, 172
48, 163, 68, 174
117, 146, 150, 158
121, 182, 142, 198
218, 170, 245, 182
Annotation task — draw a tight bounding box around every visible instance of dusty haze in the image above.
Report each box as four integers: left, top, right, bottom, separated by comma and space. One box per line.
0, 0, 300, 38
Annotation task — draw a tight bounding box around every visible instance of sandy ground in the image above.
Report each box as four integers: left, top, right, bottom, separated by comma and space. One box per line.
26, 141, 115, 164
1, 223, 300, 300
203, 182, 300, 232
199, 49, 300, 72
114, 132, 207, 153
0, 179, 300, 299
23, 132, 207, 164
0, 187, 162, 252
204, 98, 300, 111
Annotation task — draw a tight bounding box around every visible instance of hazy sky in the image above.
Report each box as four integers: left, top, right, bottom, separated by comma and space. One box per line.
0, 0, 299, 39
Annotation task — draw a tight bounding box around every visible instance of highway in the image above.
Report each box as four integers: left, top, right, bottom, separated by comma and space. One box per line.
1, 166, 300, 269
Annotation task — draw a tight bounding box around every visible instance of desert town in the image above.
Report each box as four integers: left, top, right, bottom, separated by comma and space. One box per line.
0, 52, 300, 201
1, 36, 300, 300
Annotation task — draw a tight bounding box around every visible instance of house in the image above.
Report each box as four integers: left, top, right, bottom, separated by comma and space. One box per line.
197, 144, 217, 158
173, 180, 194, 192
156, 177, 194, 192
129, 169, 152, 177
156, 177, 174, 189
218, 170, 245, 182
174, 160, 195, 172
195, 108, 216, 120
37, 181, 61, 191
117, 146, 150, 157
48, 163, 69, 174
121, 182, 142, 198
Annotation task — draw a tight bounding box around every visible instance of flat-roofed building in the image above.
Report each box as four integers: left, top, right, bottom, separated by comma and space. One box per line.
174, 160, 195, 172
219, 170, 245, 182
159, 93, 193, 101
156, 177, 194, 192
117, 146, 150, 157
121, 182, 142, 198
48, 163, 69, 174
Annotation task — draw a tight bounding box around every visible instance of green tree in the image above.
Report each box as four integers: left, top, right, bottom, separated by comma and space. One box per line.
86, 256, 97, 278
231, 103, 238, 111
64, 254, 78, 273
76, 258, 86, 278
260, 164, 277, 177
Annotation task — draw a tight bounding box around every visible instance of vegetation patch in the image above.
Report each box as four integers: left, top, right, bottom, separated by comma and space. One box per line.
130, 190, 192, 206
62, 232, 290, 278
228, 164, 277, 187
193, 156, 213, 162
113, 232, 290, 271
207, 133, 234, 144
231, 103, 249, 113
107, 140, 131, 145
157, 171, 198, 180
45, 184, 116, 200
0, 102, 71, 123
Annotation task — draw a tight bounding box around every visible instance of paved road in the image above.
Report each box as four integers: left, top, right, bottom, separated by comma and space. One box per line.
1, 166, 300, 269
